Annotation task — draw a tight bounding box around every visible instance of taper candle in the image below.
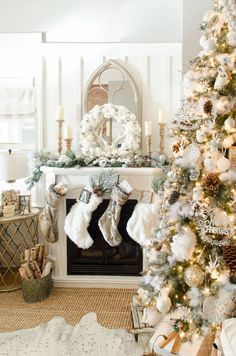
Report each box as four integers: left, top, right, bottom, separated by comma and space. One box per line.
158, 109, 164, 124
64, 124, 72, 139
56, 106, 64, 121
145, 121, 153, 136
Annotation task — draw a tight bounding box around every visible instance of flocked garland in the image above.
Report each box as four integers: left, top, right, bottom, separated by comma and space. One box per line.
25, 150, 169, 190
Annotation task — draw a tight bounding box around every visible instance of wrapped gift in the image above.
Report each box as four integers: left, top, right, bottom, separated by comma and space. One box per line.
220, 318, 236, 356
149, 316, 203, 356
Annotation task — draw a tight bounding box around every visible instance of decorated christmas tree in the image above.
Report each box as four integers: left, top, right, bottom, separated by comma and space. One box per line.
135, 0, 236, 340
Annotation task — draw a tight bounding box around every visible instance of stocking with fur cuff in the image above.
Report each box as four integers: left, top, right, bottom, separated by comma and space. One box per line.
126, 203, 156, 246
64, 188, 103, 249
98, 185, 129, 247
39, 183, 67, 243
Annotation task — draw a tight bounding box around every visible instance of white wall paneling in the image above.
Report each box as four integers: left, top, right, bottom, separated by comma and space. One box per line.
41, 43, 182, 153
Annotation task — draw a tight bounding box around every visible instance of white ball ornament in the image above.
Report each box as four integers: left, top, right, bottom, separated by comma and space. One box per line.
142, 306, 162, 327
217, 156, 231, 172
204, 157, 217, 173
224, 117, 235, 131
156, 295, 171, 314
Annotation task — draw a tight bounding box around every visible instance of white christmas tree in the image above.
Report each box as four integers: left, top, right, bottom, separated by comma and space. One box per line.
135, 0, 236, 340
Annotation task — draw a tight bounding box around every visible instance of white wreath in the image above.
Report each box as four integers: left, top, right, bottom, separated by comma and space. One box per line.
79, 103, 141, 157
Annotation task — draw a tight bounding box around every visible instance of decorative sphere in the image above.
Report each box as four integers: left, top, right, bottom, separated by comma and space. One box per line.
184, 265, 205, 288
224, 117, 235, 131
217, 156, 231, 172
156, 295, 171, 314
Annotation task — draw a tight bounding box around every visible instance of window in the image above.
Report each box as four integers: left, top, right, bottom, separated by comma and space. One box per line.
0, 78, 36, 152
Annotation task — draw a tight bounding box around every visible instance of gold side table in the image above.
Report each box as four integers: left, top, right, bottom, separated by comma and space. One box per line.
0, 208, 39, 292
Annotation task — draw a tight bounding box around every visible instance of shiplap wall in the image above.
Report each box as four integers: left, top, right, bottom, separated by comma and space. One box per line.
41, 43, 182, 153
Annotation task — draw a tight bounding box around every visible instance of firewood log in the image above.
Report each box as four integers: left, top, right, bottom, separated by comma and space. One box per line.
37, 244, 45, 269
35, 244, 41, 258
32, 260, 41, 276
19, 266, 29, 280
42, 250, 48, 271
24, 249, 30, 262
30, 247, 37, 261
21, 262, 34, 280
41, 261, 52, 278
29, 262, 41, 279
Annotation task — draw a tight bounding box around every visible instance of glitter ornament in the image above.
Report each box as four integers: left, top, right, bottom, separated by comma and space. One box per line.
184, 265, 205, 287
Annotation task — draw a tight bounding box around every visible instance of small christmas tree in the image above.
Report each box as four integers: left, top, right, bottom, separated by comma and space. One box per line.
135, 0, 236, 340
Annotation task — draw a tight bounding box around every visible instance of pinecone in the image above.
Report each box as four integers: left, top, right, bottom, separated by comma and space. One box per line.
223, 245, 236, 284
204, 100, 213, 115
203, 173, 220, 191
172, 143, 180, 153
222, 245, 236, 273
93, 186, 103, 197
168, 190, 180, 205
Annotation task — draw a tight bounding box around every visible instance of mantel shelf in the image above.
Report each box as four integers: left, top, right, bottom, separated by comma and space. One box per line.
40, 166, 162, 177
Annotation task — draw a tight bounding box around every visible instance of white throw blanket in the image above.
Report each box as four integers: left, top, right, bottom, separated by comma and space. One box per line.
0, 313, 143, 356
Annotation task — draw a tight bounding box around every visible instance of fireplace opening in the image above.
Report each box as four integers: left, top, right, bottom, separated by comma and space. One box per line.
66, 199, 143, 276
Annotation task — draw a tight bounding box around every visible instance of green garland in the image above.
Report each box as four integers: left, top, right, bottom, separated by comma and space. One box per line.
25, 150, 169, 190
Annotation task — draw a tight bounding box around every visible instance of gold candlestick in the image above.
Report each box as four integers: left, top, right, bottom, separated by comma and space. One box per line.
146, 135, 152, 155
56, 120, 64, 155
159, 123, 166, 154
64, 138, 73, 154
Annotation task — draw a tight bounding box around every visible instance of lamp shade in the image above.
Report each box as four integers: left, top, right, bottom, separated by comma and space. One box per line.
0, 150, 29, 181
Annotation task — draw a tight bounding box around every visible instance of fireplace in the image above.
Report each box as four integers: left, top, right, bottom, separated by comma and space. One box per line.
66, 199, 143, 276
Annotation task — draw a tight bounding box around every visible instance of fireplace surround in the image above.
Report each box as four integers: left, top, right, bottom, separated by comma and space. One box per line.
66, 198, 143, 276
39, 166, 161, 288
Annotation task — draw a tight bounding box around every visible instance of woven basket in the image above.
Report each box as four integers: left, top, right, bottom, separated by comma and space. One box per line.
22, 272, 53, 303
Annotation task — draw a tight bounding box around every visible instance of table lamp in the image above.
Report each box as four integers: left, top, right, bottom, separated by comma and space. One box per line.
0, 150, 29, 217
0, 149, 29, 182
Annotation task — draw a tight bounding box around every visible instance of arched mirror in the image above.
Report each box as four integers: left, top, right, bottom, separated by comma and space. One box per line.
82, 59, 141, 150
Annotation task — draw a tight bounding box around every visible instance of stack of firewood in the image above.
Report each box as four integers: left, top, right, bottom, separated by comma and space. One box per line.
19, 244, 52, 280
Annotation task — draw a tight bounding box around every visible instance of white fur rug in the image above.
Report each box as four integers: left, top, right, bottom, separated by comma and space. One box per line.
0, 313, 143, 356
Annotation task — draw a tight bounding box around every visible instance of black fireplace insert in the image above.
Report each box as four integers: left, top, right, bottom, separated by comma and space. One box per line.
66, 199, 143, 276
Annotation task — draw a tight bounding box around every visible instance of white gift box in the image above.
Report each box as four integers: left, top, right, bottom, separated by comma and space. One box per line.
149, 315, 203, 356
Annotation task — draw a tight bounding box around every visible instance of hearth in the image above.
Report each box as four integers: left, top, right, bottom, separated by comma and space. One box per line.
66, 199, 143, 276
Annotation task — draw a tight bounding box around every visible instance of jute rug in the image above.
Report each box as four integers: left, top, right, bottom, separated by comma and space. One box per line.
0, 287, 135, 332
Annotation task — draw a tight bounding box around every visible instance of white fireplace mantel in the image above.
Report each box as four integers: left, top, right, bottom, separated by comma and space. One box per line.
39, 166, 162, 289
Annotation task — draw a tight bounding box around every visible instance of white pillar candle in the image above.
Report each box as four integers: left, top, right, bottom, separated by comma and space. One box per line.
56, 106, 64, 121
64, 124, 72, 139
158, 109, 164, 124
145, 121, 153, 136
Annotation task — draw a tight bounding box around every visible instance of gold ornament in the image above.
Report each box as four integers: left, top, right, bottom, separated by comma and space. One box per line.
184, 265, 205, 287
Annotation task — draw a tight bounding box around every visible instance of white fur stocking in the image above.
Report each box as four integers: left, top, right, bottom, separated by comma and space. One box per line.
126, 203, 156, 246
64, 192, 103, 249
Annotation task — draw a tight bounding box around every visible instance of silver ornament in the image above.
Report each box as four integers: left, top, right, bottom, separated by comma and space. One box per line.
184, 265, 205, 287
